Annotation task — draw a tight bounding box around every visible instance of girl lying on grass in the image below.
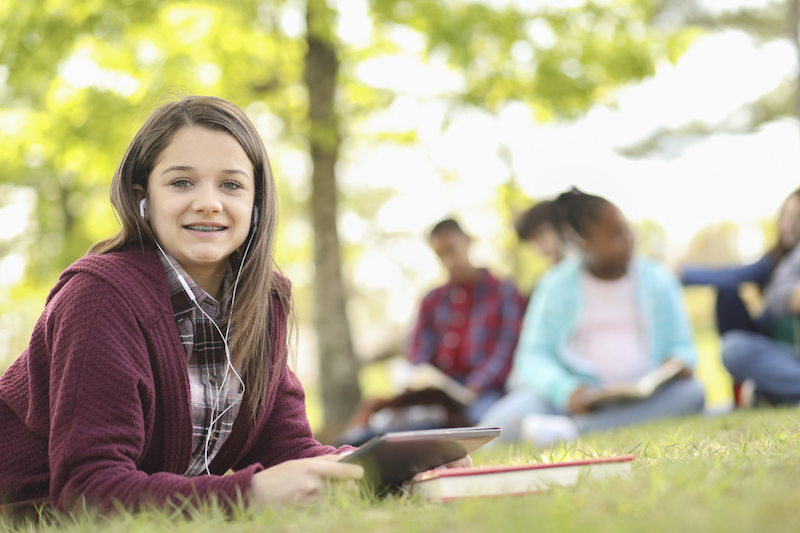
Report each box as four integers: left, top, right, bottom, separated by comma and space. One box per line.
0, 96, 365, 513
481, 187, 705, 446
0, 96, 477, 517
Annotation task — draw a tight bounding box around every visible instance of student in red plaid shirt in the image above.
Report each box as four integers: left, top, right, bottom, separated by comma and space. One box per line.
407, 219, 526, 424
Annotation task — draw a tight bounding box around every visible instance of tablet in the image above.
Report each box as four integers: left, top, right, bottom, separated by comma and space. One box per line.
340, 426, 502, 494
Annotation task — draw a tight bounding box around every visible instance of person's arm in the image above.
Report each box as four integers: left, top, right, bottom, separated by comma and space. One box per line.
233, 365, 352, 471
406, 292, 438, 365
248, 455, 362, 507
514, 274, 587, 412
464, 282, 525, 393
680, 254, 775, 288
650, 264, 697, 370
232, 367, 362, 506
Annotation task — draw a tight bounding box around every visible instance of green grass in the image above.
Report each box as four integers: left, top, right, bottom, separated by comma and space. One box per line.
6, 407, 800, 533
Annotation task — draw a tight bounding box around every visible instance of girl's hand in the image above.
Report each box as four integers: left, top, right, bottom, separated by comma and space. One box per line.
568, 387, 592, 414
250, 454, 363, 507
442, 455, 473, 469
663, 357, 692, 379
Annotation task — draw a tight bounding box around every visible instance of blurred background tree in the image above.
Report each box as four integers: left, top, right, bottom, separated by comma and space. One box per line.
0, 0, 700, 432
619, 0, 800, 158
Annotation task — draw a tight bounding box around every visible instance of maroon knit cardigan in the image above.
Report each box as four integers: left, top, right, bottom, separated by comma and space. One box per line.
0, 245, 342, 512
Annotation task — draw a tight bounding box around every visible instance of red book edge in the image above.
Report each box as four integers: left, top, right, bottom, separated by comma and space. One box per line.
411, 454, 636, 482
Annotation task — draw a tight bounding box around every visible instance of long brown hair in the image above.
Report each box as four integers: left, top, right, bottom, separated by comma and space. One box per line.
768, 187, 800, 266
89, 95, 292, 420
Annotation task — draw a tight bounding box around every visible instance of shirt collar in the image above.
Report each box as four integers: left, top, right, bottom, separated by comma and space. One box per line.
157, 249, 235, 320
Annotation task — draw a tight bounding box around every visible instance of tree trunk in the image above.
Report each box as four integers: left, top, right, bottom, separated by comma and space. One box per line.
303, 0, 362, 431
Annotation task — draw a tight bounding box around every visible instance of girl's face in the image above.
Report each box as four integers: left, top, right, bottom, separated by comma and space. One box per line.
142, 126, 256, 282
778, 194, 800, 251
531, 223, 568, 264
430, 230, 473, 283
580, 203, 634, 279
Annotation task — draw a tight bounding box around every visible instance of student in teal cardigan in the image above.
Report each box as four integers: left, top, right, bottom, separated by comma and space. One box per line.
481, 187, 705, 445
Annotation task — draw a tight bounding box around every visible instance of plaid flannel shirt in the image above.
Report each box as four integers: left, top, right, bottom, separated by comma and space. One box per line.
407, 269, 525, 392
158, 252, 243, 477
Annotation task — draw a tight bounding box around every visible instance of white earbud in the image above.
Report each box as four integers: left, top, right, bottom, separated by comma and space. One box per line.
139, 198, 146, 219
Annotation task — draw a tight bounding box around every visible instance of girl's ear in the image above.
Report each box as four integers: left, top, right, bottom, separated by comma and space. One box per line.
132, 185, 147, 221
132, 184, 146, 203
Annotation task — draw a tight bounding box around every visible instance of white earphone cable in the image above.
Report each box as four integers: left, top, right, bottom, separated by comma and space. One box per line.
154, 227, 254, 476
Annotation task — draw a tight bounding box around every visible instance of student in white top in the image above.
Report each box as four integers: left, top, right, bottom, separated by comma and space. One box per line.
481, 187, 705, 446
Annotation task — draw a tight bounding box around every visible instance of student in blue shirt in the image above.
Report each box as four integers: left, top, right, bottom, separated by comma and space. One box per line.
481, 187, 705, 446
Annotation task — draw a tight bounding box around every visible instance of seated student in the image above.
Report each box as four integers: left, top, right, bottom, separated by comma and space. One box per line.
0, 96, 366, 515
722, 212, 800, 406
515, 200, 570, 265
681, 188, 800, 342
0, 97, 471, 517
481, 187, 705, 446
681, 188, 800, 407
407, 218, 526, 425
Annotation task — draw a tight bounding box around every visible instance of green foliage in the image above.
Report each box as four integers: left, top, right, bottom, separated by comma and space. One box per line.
631, 218, 668, 260
617, 0, 798, 158
371, 0, 698, 118
0, 0, 700, 363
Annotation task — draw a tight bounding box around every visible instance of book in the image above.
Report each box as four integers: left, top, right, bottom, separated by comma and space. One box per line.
408, 455, 634, 502
405, 364, 478, 406
582, 359, 686, 409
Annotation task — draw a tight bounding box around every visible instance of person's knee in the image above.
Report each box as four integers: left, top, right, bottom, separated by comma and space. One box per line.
478, 395, 521, 437
479, 388, 549, 441
721, 331, 758, 376
683, 378, 706, 413
661, 378, 705, 415
466, 389, 503, 425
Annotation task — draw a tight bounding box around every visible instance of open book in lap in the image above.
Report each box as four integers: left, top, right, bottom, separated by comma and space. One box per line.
405, 363, 478, 406
582, 358, 687, 409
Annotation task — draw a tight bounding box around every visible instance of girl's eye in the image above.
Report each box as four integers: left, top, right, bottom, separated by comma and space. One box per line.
222, 180, 243, 191
170, 178, 191, 189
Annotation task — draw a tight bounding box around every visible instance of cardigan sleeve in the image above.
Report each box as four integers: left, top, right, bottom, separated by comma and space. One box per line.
45, 273, 259, 512
232, 365, 350, 472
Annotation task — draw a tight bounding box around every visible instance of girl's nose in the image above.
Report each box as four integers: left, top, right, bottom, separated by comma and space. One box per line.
192, 186, 223, 215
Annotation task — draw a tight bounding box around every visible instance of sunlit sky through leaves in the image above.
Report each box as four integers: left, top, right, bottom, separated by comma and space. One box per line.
2, 0, 797, 324
337, 0, 798, 268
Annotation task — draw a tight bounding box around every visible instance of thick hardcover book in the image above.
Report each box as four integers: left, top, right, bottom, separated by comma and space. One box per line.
408, 455, 634, 502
